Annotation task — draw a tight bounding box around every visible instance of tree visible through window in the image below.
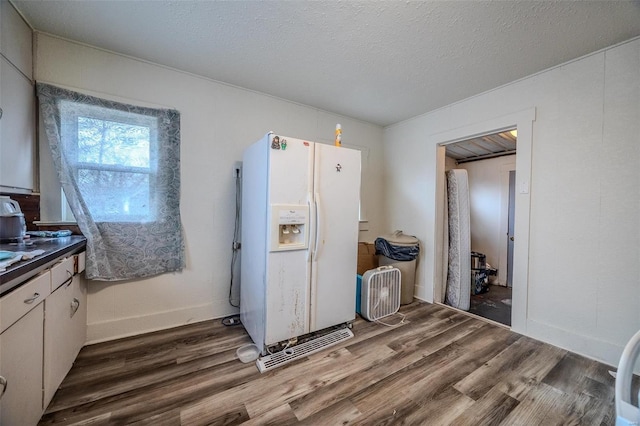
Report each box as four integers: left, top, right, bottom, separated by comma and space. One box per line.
72, 112, 156, 222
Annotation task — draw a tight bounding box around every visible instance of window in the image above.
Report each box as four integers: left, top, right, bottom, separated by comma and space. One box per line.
60, 102, 158, 222
37, 83, 184, 281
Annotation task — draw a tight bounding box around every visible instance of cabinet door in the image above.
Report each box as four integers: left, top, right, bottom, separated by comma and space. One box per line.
0, 56, 35, 191
43, 274, 87, 407
0, 2, 2, 170
0, 268, 3, 423
0, 0, 33, 79
0, 303, 44, 426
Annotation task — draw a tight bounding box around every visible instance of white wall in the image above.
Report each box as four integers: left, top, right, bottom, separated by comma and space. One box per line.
384, 37, 640, 367
458, 155, 516, 285
35, 34, 385, 343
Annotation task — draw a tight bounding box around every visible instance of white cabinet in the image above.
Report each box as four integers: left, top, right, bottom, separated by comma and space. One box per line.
0, 301, 44, 426
0, 57, 35, 191
76, 251, 86, 274
50, 256, 75, 293
0, 3, 2, 196
0, 0, 34, 192
43, 270, 87, 407
0, 250, 87, 424
1, 0, 33, 79
0, 271, 50, 334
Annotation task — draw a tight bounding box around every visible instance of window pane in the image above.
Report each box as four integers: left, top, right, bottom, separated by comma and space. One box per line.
77, 117, 150, 168
77, 169, 152, 222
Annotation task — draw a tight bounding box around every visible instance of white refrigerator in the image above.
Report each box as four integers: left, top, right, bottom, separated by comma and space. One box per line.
240, 132, 361, 354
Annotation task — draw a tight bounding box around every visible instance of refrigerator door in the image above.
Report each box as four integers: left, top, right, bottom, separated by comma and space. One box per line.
264, 136, 314, 345
310, 144, 361, 332
240, 134, 270, 351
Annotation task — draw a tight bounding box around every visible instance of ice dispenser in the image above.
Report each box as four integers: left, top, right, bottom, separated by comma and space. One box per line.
270, 205, 309, 251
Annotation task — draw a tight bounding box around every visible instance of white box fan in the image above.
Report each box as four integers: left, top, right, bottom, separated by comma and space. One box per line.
360, 266, 401, 321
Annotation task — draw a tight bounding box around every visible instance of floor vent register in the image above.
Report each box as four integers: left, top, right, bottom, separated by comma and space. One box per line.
256, 327, 354, 373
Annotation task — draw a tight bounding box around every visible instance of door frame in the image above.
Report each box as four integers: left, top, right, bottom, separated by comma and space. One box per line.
506, 169, 516, 287
430, 108, 535, 333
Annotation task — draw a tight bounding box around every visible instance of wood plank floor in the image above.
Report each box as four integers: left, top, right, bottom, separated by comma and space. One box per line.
469, 284, 512, 326
39, 301, 620, 425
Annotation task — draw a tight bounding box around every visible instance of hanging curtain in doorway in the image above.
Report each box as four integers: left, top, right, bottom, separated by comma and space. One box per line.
445, 169, 471, 310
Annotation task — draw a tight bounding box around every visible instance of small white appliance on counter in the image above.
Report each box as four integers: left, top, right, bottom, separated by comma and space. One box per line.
241, 132, 361, 355
0, 196, 26, 242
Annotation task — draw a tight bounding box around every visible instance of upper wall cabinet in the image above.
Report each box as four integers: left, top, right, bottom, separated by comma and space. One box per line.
0, 0, 35, 193
1, 57, 35, 191
1, 0, 33, 79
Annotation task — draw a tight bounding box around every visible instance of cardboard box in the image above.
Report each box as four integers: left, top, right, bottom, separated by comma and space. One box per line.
357, 242, 378, 275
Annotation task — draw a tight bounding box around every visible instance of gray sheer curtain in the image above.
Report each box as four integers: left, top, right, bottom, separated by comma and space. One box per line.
37, 83, 184, 281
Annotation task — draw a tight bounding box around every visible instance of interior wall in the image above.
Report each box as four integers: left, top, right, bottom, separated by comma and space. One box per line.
383, 37, 640, 367
444, 156, 457, 171
458, 154, 516, 286
35, 33, 385, 343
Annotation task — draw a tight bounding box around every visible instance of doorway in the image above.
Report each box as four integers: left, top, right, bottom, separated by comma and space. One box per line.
430, 107, 535, 333
443, 130, 516, 326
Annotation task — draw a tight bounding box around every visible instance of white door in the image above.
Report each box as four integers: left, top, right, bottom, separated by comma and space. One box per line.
264, 136, 313, 345
311, 144, 361, 331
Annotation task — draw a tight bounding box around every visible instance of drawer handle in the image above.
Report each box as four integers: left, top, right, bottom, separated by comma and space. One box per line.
63, 270, 73, 288
0, 376, 7, 400
23, 293, 40, 304
70, 298, 80, 318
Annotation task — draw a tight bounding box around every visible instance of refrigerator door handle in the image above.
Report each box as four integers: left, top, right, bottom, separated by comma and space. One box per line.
307, 194, 314, 261
313, 192, 322, 261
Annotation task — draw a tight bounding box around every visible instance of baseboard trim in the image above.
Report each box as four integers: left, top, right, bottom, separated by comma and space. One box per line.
525, 318, 623, 369
86, 300, 239, 344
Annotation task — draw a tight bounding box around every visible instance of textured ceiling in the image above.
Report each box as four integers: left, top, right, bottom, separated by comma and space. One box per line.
13, 0, 640, 126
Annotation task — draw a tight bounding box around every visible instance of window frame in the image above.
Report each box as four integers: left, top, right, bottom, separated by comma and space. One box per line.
59, 101, 160, 223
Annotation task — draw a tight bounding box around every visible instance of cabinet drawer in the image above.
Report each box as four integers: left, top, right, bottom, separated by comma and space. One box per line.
50, 256, 75, 292
74, 251, 86, 274
44, 275, 86, 406
0, 271, 50, 334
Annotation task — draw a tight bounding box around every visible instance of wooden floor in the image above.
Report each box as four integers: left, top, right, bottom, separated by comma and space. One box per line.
39, 301, 619, 425
469, 284, 512, 326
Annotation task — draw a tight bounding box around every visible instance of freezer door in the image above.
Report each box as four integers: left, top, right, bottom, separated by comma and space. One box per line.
310, 144, 361, 332
240, 134, 270, 351
264, 135, 314, 345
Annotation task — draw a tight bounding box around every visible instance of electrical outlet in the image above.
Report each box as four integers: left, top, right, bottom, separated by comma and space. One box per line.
233, 161, 242, 178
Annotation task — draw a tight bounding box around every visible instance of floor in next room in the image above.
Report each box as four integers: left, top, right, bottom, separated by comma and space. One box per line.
469, 284, 512, 326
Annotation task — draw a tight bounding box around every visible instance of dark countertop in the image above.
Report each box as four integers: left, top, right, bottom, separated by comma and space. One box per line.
0, 235, 87, 296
